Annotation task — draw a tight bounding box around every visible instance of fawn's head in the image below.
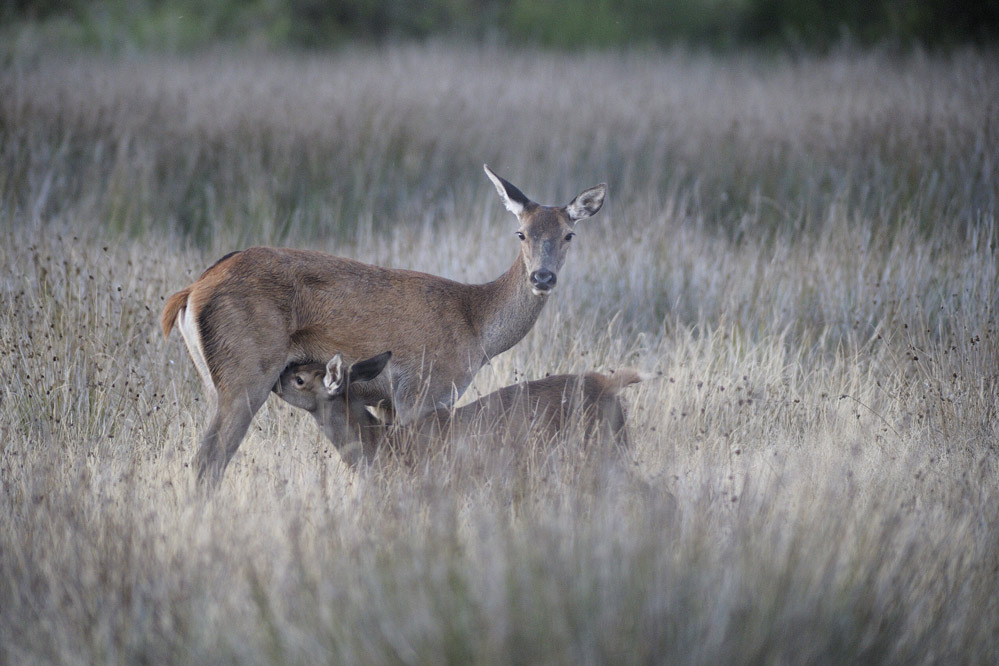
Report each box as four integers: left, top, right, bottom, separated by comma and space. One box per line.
276, 363, 327, 412
322, 351, 392, 396
484, 165, 606, 296
276, 351, 392, 409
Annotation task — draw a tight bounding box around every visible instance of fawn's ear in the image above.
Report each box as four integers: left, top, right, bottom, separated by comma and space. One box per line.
566, 183, 607, 223
484, 164, 532, 217
348, 351, 392, 384
323, 353, 346, 395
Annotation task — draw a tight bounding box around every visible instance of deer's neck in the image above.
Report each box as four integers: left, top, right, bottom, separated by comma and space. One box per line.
472, 253, 548, 361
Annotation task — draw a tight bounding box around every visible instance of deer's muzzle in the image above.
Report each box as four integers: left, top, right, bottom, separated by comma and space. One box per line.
530, 269, 556, 294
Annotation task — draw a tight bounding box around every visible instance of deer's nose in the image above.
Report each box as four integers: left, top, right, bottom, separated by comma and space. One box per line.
530, 269, 556, 291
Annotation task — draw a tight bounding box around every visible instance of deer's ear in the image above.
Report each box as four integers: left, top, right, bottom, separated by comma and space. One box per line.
348, 351, 391, 384
484, 164, 531, 217
323, 354, 345, 395
566, 183, 607, 223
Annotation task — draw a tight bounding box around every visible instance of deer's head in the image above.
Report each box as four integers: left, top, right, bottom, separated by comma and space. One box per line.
323, 351, 392, 396
484, 165, 606, 296
275, 352, 391, 410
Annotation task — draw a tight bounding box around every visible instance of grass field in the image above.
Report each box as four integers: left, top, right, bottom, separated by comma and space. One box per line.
2, 45, 998, 664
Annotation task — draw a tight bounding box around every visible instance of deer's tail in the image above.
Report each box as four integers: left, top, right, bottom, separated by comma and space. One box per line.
601, 368, 657, 393
160, 287, 192, 339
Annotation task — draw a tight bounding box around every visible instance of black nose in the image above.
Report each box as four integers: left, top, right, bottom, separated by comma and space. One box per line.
531, 269, 556, 290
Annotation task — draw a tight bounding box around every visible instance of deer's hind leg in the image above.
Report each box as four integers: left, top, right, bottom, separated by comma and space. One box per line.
195, 354, 287, 488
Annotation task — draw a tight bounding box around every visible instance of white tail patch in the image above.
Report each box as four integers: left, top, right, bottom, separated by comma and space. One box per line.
605, 367, 656, 392
176, 299, 217, 409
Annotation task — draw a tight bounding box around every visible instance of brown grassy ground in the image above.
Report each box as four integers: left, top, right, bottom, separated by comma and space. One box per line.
1, 45, 998, 664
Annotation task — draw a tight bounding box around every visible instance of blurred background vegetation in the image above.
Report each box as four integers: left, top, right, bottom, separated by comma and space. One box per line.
2, 0, 998, 52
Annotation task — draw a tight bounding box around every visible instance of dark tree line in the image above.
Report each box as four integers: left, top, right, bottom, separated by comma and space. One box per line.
3, 0, 998, 50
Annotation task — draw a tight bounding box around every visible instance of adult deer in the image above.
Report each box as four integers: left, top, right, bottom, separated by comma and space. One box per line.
161, 165, 606, 486
277, 352, 650, 465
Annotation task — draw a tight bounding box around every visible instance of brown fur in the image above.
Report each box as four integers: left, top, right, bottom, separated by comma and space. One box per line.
278, 357, 648, 467
274, 353, 390, 467
160, 288, 190, 339
428, 370, 647, 452
162, 166, 607, 486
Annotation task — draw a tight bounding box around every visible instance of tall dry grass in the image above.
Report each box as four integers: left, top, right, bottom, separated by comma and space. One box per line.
1, 45, 998, 664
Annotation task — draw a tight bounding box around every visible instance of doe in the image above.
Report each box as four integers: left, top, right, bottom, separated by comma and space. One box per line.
161, 166, 606, 486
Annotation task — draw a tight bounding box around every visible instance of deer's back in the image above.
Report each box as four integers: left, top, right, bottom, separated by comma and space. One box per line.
189, 246, 485, 409
447, 373, 627, 443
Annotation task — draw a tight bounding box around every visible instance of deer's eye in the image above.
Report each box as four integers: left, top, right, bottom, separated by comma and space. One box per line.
515, 231, 526, 241
564, 232, 576, 242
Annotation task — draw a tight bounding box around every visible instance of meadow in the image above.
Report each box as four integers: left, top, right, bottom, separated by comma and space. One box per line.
1, 45, 998, 664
